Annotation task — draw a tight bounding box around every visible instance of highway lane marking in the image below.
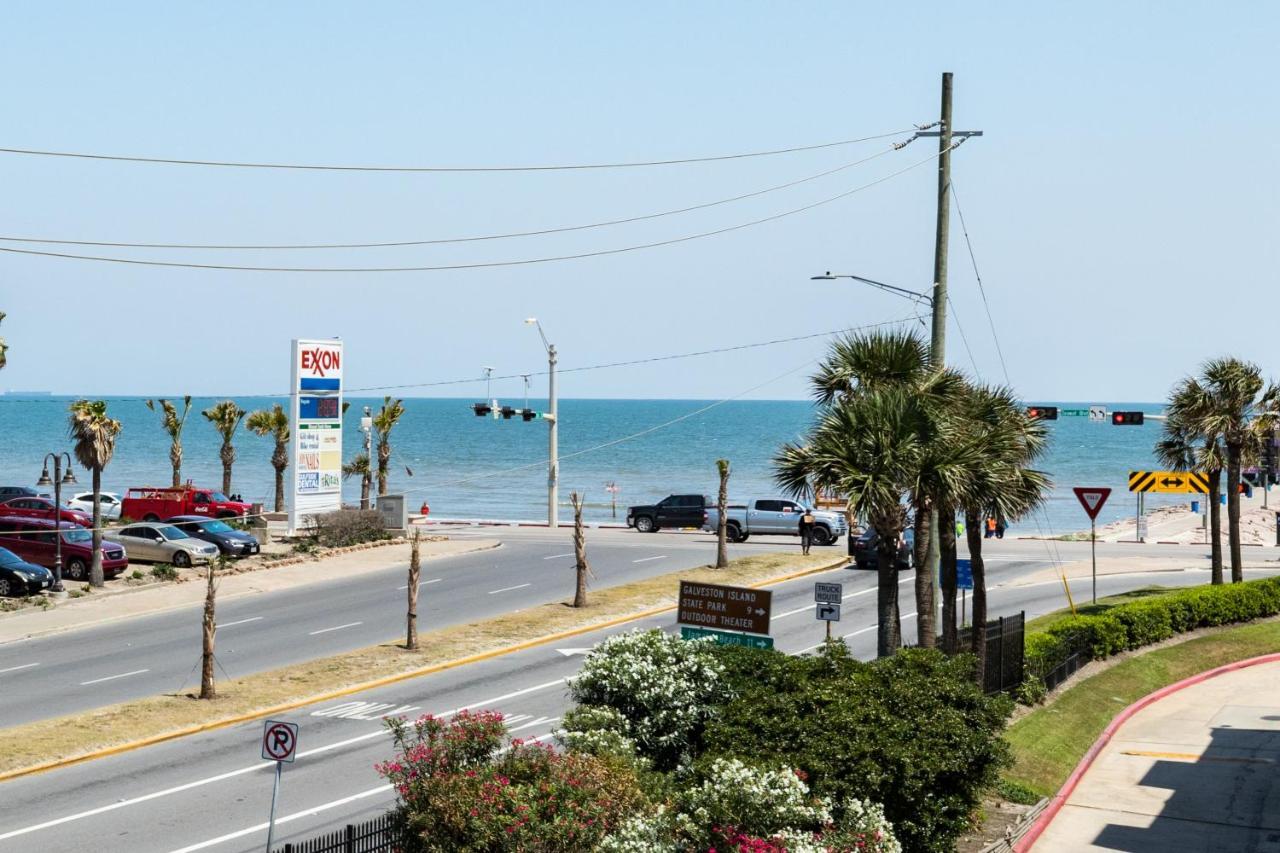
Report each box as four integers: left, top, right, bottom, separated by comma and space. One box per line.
796, 612, 918, 655
218, 617, 263, 628
79, 668, 149, 686
488, 583, 532, 594
396, 578, 442, 590
0, 662, 39, 674
632, 555, 667, 563
774, 576, 912, 620
0, 678, 570, 844
543, 553, 574, 559
308, 622, 363, 636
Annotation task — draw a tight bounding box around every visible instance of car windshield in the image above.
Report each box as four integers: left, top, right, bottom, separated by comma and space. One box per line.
200, 520, 234, 533
156, 525, 189, 540
62, 529, 92, 544
0, 546, 22, 566
210, 493, 231, 503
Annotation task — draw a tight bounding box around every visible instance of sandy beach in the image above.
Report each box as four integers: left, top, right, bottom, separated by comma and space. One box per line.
1055, 487, 1279, 545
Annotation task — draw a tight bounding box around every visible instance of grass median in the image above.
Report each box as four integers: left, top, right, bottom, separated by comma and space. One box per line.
1004, 617, 1280, 798
0, 549, 842, 778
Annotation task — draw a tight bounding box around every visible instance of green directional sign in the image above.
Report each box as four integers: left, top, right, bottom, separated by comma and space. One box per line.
1061, 408, 1089, 416
680, 626, 774, 650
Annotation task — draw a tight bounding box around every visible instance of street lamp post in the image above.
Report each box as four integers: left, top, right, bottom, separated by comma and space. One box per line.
525, 319, 559, 528
36, 452, 77, 593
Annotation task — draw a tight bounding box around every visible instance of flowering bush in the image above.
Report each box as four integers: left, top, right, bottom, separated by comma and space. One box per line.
567, 629, 728, 770
376, 710, 645, 852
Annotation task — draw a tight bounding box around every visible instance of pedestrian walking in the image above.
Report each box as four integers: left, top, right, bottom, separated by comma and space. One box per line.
798, 511, 816, 555
996, 517, 1007, 539
985, 517, 997, 539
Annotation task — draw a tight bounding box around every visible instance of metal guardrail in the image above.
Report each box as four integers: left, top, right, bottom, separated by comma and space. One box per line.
978, 797, 1050, 853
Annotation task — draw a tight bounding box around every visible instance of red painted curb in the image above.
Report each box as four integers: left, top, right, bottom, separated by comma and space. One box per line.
1014, 651, 1280, 852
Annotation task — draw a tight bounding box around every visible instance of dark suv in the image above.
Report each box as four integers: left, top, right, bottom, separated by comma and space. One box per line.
626, 494, 708, 533
851, 527, 915, 571
0, 486, 38, 500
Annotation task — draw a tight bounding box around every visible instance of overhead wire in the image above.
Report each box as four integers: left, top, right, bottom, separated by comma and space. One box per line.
950, 179, 1010, 386
0, 143, 957, 273
0, 129, 917, 173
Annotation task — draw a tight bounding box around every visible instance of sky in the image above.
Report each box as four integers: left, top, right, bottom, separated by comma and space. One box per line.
0, 2, 1276, 404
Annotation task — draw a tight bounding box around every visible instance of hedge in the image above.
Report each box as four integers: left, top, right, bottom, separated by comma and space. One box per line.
1022, 576, 1280, 702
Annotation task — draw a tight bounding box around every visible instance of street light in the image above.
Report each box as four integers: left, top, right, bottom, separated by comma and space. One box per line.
36, 452, 77, 592
810, 272, 934, 307
525, 318, 559, 529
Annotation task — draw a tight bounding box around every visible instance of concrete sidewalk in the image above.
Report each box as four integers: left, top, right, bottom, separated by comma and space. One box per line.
0, 536, 499, 644
1027, 656, 1280, 852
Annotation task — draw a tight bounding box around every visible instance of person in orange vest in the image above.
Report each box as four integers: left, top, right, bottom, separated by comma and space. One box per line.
985, 517, 997, 539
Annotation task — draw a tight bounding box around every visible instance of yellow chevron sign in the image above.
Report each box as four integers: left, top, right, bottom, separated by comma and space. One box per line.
1128, 471, 1211, 494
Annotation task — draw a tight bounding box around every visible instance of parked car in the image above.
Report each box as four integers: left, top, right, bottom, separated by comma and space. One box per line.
0, 486, 39, 500
851, 527, 915, 571
0, 518, 128, 581
66, 491, 123, 521
168, 516, 261, 557
111, 522, 220, 567
0, 496, 92, 527
704, 498, 848, 545
121, 486, 253, 522
0, 547, 54, 596
626, 494, 709, 533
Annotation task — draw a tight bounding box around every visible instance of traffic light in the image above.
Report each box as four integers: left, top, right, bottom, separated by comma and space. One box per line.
472, 402, 492, 417
1027, 406, 1059, 420
1112, 411, 1145, 426
521, 409, 538, 422
500, 406, 517, 420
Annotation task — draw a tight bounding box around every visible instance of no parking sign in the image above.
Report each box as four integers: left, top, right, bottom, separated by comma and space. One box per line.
261, 719, 299, 763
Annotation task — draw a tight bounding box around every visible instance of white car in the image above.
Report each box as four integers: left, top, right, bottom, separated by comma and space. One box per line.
66, 491, 123, 521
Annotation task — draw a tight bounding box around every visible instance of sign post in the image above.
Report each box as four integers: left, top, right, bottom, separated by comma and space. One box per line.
956, 558, 973, 627
289, 339, 344, 535
1073, 487, 1112, 604
260, 719, 299, 852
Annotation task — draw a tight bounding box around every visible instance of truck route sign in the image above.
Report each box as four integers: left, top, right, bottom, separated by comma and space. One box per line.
677, 581, 772, 635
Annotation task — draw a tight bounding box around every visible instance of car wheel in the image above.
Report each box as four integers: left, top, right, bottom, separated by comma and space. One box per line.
143, 514, 160, 522
725, 523, 742, 543
172, 551, 192, 569
738, 533, 750, 542
854, 560, 869, 571
634, 516, 655, 533
0, 577, 14, 597
66, 558, 88, 581
811, 526, 832, 547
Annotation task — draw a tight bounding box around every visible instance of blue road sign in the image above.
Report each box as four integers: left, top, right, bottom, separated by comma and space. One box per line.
956, 558, 974, 591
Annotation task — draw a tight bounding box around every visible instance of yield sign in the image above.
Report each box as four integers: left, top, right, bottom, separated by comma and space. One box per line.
1073, 487, 1112, 521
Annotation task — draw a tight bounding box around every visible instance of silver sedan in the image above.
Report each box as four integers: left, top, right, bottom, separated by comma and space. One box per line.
112, 522, 220, 568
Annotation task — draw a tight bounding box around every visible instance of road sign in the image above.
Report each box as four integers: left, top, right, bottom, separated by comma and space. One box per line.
1073, 487, 1112, 520
1060, 408, 1089, 416
680, 626, 774, 649
956, 558, 973, 591
1089, 406, 1107, 422
1128, 470, 1210, 494
677, 581, 772, 635
815, 603, 841, 622
814, 582, 843, 604
261, 720, 299, 763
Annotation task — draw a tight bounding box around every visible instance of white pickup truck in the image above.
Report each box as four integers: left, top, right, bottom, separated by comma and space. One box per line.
703, 498, 848, 545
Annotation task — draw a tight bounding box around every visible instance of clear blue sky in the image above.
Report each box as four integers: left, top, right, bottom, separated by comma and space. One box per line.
1, 2, 1275, 403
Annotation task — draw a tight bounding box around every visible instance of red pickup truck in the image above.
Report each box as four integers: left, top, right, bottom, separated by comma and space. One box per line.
121, 486, 253, 522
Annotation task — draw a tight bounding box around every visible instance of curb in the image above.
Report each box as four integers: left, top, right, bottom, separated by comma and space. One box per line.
0, 553, 848, 784
1013, 650, 1280, 852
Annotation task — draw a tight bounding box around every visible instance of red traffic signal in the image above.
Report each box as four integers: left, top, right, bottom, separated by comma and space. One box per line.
1112, 411, 1144, 426
1027, 406, 1059, 420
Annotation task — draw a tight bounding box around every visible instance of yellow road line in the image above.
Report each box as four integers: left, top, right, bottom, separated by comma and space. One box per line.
1119, 749, 1275, 764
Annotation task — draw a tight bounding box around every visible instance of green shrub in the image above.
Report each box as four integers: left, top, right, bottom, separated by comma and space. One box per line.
305, 509, 389, 548
130, 570, 144, 580
1112, 601, 1174, 649
151, 564, 178, 581
996, 778, 1043, 806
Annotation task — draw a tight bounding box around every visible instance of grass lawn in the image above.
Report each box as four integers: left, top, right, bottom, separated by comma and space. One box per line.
1024, 585, 1176, 632
1004, 618, 1280, 797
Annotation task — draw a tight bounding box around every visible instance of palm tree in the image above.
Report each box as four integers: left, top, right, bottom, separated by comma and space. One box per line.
203, 401, 246, 496
342, 452, 371, 510
68, 400, 122, 587
146, 396, 193, 487
246, 404, 290, 512
1157, 386, 1225, 584
715, 459, 731, 569
373, 397, 405, 497
570, 492, 591, 607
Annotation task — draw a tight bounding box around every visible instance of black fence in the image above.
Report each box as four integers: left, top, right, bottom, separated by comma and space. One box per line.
273, 812, 405, 853
957, 611, 1025, 695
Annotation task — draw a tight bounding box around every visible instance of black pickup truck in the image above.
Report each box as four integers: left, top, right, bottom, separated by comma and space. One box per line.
626, 494, 708, 532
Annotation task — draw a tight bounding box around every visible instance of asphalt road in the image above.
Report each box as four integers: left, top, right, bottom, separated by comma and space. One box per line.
4, 535, 1270, 853
0, 528, 814, 726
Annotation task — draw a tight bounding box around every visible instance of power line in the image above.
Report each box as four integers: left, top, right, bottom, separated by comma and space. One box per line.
945, 295, 982, 381
0, 145, 954, 273
0, 144, 907, 251
950, 180, 1010, 385
0, 129, 917, 173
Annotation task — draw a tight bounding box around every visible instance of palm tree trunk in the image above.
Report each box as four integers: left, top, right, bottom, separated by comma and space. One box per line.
170, 444, 182, 488
359, 477, 370, 511
90, 467, 104, 587
1208, 468, 1223, 584
273, 441, 287, 512
939, 501, 958, 654
912, 504, 935, 648
965, 508, 989, 686
220, 442, 234, 496
572, 493, 589, 607
1226, 446, 1243, 582
377, 447, 390, 497
273, 465, 285, 513
406, 532, 420, 650
715, 462, 729, 569
200, 563, 217, 699
875, 526, 902, 657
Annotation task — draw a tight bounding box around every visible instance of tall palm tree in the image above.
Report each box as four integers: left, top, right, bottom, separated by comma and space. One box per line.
203, 401, 246, 496
1157, 387, 1225, 584
68, 400, 121, 587
146, 396, 193, 487
246, 404, 290, 512
373, 397, 405, 497
342, 452, 371, 510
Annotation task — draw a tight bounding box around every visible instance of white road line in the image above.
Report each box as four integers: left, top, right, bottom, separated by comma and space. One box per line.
0, 678, 569, 844
543, 553, 574, 560
0, 662, 39, 674
307, 622, 362, 636
488, 583, 532, 594
79, 668, 148, 686
632, 555, 667, 563
218, 617, 263, 628
774, 576, 911, 620
395, 578, 442, 590
797, 612, 919, 654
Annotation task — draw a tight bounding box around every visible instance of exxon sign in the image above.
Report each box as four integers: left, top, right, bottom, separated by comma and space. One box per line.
297, 342, 343, 392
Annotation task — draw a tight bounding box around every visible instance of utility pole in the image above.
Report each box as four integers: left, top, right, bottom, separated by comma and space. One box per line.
548, 344, 559, 528
930, 72, 953, 359
361, 405, 373, 511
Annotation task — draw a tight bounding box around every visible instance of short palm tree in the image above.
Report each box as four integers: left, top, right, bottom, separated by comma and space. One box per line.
146, 396, 193, 487
68, 400, 122, 587
342, 452, 371, 510
1157, 387, 1225, 584
715, 459, 731, 569
203, 401, 246, 496
246, 404, 290, 512
373, 397, 405, 497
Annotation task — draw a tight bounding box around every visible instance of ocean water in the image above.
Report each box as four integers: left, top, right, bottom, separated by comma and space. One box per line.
0, 397, 1184, 533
